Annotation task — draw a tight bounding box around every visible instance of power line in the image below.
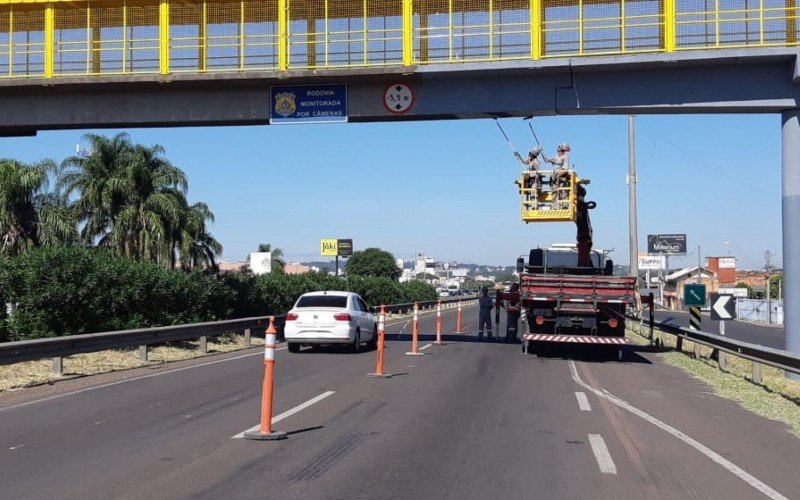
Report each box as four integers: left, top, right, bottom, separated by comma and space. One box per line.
654, 135, 778, 199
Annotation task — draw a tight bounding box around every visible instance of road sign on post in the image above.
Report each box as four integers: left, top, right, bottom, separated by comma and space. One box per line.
683, 284, 707, 307
710, 293, 736, 321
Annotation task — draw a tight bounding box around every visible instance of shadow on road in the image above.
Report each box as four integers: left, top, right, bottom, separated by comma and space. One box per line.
286, 426, 325, 436
527, 344, 653, 364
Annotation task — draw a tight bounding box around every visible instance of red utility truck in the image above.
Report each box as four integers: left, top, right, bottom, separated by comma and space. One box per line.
510, 168, 638, 356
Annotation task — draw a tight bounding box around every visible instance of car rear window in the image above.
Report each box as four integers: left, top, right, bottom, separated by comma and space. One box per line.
295, 295, 348, 308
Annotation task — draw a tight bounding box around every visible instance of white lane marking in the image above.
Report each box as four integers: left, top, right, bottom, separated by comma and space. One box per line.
420, 343, 433, 351
568, 360, 789, 500
588, 434, 617, 474
1, 347, 287, 414
8, 444, 25, 451
231, 390, 336, 439
575, 392, 592, 412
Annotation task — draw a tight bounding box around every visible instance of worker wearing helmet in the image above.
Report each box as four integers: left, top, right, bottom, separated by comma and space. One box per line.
503, 282, 521, 343
478, 286, 494, 341
514, 146, 544, 208
548, 143, 571, 209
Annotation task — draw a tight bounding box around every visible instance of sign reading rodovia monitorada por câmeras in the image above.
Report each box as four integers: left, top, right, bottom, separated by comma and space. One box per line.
270, 84, 347, 124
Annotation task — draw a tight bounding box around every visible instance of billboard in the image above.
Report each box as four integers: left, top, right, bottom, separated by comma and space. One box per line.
719, 257, 736, 269
320, 238, 353, 257
647, 234, 687, 255
249, 252, 272, 275
337, 239, 353, 256
320, 239, 338, 256
638, 255, 666, 270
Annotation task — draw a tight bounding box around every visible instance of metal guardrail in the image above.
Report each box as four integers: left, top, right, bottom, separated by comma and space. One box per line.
0, 316, 272, 367
0, 296, 476, 371
620, 309, 800, 379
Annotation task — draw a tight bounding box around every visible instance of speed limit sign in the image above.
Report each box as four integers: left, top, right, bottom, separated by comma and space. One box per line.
383, 83, 414, 115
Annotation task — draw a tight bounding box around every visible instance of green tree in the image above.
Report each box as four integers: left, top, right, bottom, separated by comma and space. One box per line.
172, 201, 222, 270
58, 133, 220, 268
345, 247, 401, 280
1, 159, 76, 256
769, 274, 783, 299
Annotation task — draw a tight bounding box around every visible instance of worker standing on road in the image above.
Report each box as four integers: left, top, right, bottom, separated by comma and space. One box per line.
504, 283, 521, 343
478, 286, 494, 341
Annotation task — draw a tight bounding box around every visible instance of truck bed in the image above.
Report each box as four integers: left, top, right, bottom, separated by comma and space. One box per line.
520, 273, 637, 304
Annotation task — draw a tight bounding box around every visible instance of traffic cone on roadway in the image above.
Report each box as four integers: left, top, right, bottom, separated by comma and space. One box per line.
406, 302, 424, 356
455, 300, 463, 334
434, 300, 445, 345
368, 305, 393, 378
244, 316, 287, 441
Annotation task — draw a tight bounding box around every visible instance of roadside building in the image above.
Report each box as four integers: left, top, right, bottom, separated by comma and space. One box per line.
662, 266, 718, 310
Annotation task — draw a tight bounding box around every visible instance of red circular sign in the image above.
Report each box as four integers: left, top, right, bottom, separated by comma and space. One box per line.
383, 83, 415, 115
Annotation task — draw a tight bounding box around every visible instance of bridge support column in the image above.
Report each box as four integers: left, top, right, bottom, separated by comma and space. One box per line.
782, 109, 800, 379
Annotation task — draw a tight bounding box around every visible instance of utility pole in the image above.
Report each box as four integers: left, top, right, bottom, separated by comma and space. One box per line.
765, 250, 773, 324
628, 115, 639, 282
697, 245, 702, 278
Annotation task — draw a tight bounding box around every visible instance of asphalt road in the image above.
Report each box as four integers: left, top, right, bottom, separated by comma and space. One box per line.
1, 306, 798, 499
653, 310, 785, 349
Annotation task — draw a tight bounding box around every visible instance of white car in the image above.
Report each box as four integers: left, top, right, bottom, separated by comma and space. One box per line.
284, 291, 377, 353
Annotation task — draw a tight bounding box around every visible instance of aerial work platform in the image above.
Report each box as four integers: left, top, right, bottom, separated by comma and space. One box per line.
518, 169, 588, 224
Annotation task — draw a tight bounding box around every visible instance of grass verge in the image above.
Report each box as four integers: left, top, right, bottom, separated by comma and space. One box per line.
0, 333, 264, 393
627, 322, 800, 437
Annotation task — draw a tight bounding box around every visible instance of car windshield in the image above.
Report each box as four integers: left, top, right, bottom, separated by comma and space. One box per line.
295, 295, 348, 308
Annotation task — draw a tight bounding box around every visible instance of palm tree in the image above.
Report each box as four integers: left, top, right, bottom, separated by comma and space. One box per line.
112, 143, 188, 262
255, 243, 285, 273
173, 201, 223, 270
58, 133, 221, 268
1, 159, 76, 256
58, 133, 135, 248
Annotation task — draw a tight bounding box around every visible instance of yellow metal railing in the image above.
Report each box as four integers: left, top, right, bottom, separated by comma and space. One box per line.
0, 0, 797, 78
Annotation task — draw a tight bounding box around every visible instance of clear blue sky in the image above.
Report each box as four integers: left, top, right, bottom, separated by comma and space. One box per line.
1, 114, 782, 269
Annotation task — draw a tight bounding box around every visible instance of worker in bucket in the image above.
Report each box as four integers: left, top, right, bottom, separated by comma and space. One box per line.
548, 143, 571, 208
478, 286, 494, 341
514, 146, 544, 207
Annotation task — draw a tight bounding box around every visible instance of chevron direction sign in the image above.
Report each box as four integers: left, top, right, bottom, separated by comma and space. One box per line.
710, 293, 736, 321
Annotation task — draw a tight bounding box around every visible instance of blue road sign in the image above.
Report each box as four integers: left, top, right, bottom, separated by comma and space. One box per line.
684, 284, 707, 307
270, 84, 347, 124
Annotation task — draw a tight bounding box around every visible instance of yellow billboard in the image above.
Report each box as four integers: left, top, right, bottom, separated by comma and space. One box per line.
320, 238, 338, 256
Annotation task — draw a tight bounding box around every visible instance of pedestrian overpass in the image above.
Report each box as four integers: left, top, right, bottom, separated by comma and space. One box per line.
0, 0, 799, 372
0, 0, 797, 78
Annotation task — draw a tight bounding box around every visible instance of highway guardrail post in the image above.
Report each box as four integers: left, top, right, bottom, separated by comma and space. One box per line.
752, 361, 762, 384
199, 336, 208, 355
244, 328, 251, 347
139, 345, 148, 362
244, 316, 287, 441
368, 305, 392, 378
52, 356, 63, 375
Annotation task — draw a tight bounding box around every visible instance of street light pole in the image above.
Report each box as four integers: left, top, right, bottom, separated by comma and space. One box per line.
628, 115, 639, 282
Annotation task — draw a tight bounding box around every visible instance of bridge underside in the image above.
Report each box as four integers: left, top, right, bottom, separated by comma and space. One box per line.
0, 48, 797, 135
